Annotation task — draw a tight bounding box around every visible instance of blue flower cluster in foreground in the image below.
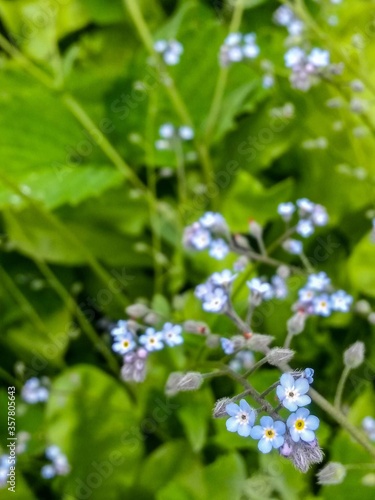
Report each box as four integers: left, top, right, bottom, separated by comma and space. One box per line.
225, 370, 320, 455
184, 212, 230, 260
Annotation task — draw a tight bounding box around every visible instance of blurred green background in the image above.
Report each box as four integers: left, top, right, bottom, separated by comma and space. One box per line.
0, 0, 375, 498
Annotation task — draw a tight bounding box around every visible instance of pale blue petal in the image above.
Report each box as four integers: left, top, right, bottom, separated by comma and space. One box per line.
238, 424, 252, 437
276, 385, 285, 400
280, 373, 294, 388
296, 407, 309, 419
274, 421, 286, 435
226, 403, 240, 417
287, 413, 297, 427
226, 417, 239, 432
306, 415, 320, 430
296, 395, 311, 407
250, 426, 264, 440
258, 438, 273, 454
273, 435, 285, 448
283, 399, 298, 411
295, 378, 310, 394
239, 399, 252, 414
260, 416, 273, 428
289, 429, 301, 442
300, 429, 315, 442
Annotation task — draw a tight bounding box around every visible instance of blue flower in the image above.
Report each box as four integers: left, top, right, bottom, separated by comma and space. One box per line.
221, 338, 235, 355
331, 290, 353, 312
112, 332, 136, 355
276, 373, 311, 411
202, 288, 228, 313
110, 320, 129, 337
139, 328, 164, 352
209, 238, 229, 260
313, 294, 332, 316
210, 270, 237, 287
307, 272, 330, 291
303, 368, 314, 384
287, 408, 320, 443
199, 212, 227, 231
296, 219, 314, 238
225, 399, 256, 437
190, 227, 212, 250
247, 278, 274, 300
250, 416, 286, 453
161, 323, 183, 347
282, 238, 303, 255
41, 464, 56, 479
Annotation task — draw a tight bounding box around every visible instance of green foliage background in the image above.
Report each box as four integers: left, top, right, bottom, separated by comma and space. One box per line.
0, 0, 375, 499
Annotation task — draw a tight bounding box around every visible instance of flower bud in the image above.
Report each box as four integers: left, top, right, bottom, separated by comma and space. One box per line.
212, 397, 231, 418
266, 348, 295, 366
344, 341, 365, 369
165, 371, 203, 396
368, 312, 375, 325
205, 334, 221, 348
362, 473, 375, 487
183, 320, 210, 335
249, 220, 263, 238
231, 335, 246, 350
143, 312, 160, 325
125, 303, 149, 319
288, 440, 324, 473
246, 334, 274, 353
354, 299, 371, 315
287, 312, 306, 336
316, 462, 347, 485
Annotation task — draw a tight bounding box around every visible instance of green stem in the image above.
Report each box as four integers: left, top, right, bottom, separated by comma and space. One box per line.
334, 366, 351, 411
0, 265, 49, 335
173, 137, 188, 206
205, 0, 245, 142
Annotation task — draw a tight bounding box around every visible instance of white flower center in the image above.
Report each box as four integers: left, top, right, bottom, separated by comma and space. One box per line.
285, 386, 300, 401
236, 412, 249, 425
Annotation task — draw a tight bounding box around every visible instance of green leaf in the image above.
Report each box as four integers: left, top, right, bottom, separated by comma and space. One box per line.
204, 453, 247, 499
45, 365, 143, 500
348, 233, 375, 297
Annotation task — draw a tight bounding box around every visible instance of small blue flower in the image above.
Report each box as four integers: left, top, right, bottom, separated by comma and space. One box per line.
271, 275, 288, 299
199, 212, 227, 230
362, 416, 375, 441
282, 238, 303, 255
250, 416, 286, 453
221, 337, 235, 355
307, 272, 330, 291
161, 323, 183, 347
202, 288, 228, 313
225, 399, 256, 437
247, 278, 274, 300
209, 238, 229, 260
139, 328, 164, 352
296, 219, 314, 238
311, 204, 328, 226
287, 408, 320, 443
41, 464, 56, 479
313, 294, 332, 317
210, 270, 237, 287
110, 320, 129, 337
296, 198, 315, 215
178, 126, 194, 141
298, 287, 315, 303
190, 227, 212, 250
112, 333, 136, 355
302, 368, 314, 384
276, 373, 311, 411
331, 290, 353, 312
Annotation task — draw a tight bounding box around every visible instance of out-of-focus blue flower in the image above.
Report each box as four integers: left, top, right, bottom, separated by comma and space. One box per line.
209, 238, 229, 260
199, 212, 227, 230
278, 202, 296, 221
296, 219, 314, 238
331, 290, 353, 312
362, 416, 375, 441
41, 464, 55, 479
202, 288, 228, 313
302, 368, 314, 384
221, 337, 235, 355
161, 323, 184, 347
112, 332, 136, 355
139, 328, 164, 352
307, 272, 331, 291
225, 399, 256, 437
313, 295, 332, 317
210, 270, 237, 287
250, 416, 286, 453
287, 408, 320, 443
282, 238, 303, 255
21, 378, 49, 404
276, 373, 311, 411
247, 278, 274, 300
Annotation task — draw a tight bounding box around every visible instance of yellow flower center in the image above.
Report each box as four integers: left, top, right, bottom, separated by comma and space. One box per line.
295, 418, 305, 431
265, 428, 276, 439
122, 340, 130, 348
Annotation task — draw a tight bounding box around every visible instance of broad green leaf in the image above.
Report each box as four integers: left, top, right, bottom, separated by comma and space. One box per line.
45, 365, 143, 500
204, 453, 247, 499
348, 233, 375, 297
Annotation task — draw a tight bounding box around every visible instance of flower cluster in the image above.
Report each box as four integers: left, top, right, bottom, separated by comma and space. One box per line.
195, 269, 237, 313
293, 272, 353, 317
285, 46, 335, 91
225, 370, 320, 467
362, 416, 375, 441
41, 445, 70, 479
110, 319, 184, 382
183, 212, 230, 260
219, 32, 260, 66
247, 274, 288, 303
155, 123, 194, 150
273, 5, 305, 37
21, 377, 50, 404
154, 39, 183, 65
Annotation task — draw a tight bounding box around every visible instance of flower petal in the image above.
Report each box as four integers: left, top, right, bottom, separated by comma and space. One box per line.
295, 407, 310, 419
289, 428, 301, 442
238, 424, 252, 437
276, 385, 285, 400
273, 435, 285, 449
296, 395, 311, 407
239, 399, 252, 414
280, 373, 294, 388
258, 438, 273, 454
300, 429, 315, 442
260, 416, 273, 428
250, 425, 264, 440
306, 415, 320, 430
226, 417, 239, 432
295, 378, 310, 395
283, 399, 298, 412
287, 413, 297, 427
225, 403, 240, 417
273, 421, 286, 435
